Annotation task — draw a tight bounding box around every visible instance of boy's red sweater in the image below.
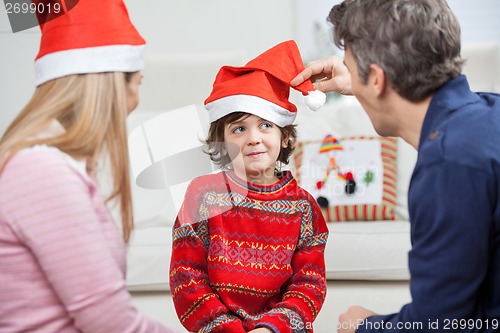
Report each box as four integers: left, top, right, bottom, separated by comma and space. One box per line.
169, 170, 328, 332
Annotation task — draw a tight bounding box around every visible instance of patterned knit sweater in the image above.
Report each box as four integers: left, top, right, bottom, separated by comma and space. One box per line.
169, 170, 328, 333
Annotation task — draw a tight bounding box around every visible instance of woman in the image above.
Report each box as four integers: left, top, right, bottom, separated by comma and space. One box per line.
0, 1, 176, 332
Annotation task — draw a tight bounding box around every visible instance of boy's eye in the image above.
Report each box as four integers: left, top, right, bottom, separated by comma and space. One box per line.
232, 126, 245, 134
261, 122, 273, 129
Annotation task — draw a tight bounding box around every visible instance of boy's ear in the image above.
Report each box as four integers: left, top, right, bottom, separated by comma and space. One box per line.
282, 134, 290, 148
221, 146, 231, 162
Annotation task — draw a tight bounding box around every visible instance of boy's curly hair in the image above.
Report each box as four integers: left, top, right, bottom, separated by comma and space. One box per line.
205, 112, 297, 169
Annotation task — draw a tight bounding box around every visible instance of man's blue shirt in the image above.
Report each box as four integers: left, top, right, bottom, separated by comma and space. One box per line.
358, 75, 500, 332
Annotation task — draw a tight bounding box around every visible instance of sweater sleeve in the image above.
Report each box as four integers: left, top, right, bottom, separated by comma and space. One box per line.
0, 149, 174, 333
357, 161, 493, 333
169, 180, 246, 333
256, 197, 329, 333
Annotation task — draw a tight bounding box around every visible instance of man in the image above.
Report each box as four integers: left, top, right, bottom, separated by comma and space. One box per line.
291, 0, 500, 332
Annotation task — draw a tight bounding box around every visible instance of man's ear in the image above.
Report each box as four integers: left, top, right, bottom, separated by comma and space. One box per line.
369, 64, 386, 97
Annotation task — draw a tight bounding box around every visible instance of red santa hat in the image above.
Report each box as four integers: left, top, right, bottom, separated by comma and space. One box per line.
204, 40, 326, 127
34, 0, 145, 86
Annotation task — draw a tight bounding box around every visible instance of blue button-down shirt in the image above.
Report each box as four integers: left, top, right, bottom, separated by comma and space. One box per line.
358, 75, 500, 333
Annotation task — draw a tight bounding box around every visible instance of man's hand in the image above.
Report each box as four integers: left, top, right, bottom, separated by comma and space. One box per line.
338, 306, 377, 333
291, 55, 352, 95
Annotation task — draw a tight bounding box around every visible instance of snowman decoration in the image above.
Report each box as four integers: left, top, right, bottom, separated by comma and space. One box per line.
314, 135, 358, 208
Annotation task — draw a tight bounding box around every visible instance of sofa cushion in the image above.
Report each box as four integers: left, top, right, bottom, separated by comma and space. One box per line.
293, 97, 417, 220
125, 221, 411, 292
294, 135, 397, 221
326, 221, 410, 280
126, 224, 173, 291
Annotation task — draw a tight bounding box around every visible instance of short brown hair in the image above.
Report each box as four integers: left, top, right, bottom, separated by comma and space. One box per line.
205, 112, 297, 169
329, 0, 463, 102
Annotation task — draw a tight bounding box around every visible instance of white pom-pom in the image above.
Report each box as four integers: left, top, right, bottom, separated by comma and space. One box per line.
304, 90, 326, 111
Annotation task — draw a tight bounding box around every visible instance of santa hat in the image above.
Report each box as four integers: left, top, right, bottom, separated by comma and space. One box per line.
34, 0, 145, 86
204, 40, 326, 127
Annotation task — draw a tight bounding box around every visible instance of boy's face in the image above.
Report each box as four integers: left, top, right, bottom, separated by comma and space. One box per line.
223, 114, 287, 184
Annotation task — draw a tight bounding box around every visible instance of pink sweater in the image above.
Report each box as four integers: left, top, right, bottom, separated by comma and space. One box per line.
0, 146, 174, 333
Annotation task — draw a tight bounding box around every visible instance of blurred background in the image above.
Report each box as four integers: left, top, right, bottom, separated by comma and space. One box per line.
1, 0, 499, 135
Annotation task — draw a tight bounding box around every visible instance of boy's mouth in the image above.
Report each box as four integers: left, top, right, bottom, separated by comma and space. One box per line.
246, 151, 265, 157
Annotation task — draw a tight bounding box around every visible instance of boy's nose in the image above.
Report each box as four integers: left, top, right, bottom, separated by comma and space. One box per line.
246, 129, 262, 145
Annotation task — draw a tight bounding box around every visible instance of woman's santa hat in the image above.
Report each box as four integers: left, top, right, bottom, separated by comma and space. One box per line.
34, 0, 145, 86
204, 40, 326, 127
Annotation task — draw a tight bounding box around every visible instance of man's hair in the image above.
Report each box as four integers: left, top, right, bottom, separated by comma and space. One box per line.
329, 0, 463, 101
205, 112, 297, 168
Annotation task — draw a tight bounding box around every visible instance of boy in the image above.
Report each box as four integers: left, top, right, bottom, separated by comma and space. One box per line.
169, 40, 328, 333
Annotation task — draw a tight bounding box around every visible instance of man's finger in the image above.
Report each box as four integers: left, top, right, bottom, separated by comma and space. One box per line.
291, 69, 313, 86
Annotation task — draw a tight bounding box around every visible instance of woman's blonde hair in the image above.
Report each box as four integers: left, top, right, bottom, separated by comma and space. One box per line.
0, 72, 134, 242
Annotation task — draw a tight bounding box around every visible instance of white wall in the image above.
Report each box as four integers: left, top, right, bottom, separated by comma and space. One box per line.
0, 16, 38, 135
449, 0, 500, 44
124, 0, 296, 57
0, 0, 298, 135
295, 0, 500, 58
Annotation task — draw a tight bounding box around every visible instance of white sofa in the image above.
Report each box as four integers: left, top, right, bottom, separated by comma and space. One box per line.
125, 43, 500, 332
